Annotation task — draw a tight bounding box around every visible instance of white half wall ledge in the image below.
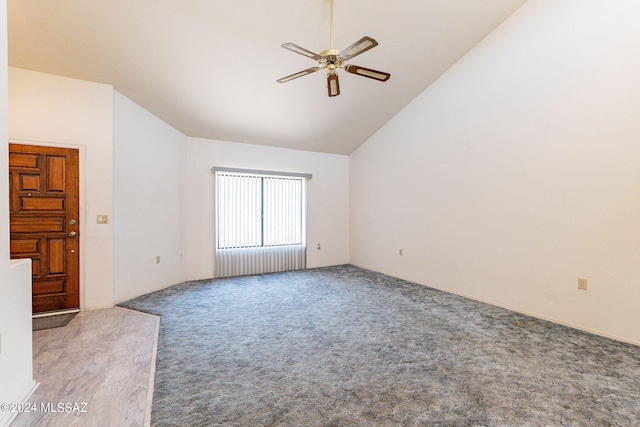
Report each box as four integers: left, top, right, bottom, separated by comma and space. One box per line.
0, 259, 34, 427
10, 258, 31, 267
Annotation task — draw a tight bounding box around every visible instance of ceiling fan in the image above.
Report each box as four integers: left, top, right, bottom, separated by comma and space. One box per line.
277, 0, 390, 97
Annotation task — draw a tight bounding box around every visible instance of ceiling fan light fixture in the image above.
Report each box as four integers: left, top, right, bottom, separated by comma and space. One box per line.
327, 72, 340, 97
277, 0, 390, 97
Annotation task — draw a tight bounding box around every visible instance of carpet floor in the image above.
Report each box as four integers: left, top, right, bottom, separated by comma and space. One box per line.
119, 265, 640, 427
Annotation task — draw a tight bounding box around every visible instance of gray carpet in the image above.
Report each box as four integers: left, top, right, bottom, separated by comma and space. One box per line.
119, 265, 640, 427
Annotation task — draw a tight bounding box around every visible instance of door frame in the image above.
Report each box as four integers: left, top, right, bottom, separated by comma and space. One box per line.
9, 139, 87, 311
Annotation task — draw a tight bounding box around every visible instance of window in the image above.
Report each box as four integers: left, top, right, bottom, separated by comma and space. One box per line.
213, 168, 310, 277
216, 172, 304, 249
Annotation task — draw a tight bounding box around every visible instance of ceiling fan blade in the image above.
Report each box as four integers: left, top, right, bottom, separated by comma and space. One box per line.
327, 72, 340, 97
339, 36, 378, 60
277, 67, 320, 83
344, 65, 390, 82
281, 43, 323, 61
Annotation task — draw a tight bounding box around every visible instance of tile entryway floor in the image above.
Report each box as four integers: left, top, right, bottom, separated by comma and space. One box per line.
12, 307, 158, 427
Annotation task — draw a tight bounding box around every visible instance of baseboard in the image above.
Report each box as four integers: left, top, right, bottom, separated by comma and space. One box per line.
418, 281, 640, 347
0, 380, 39, 427
353, 263, 640, 347
474, 297, 640, 347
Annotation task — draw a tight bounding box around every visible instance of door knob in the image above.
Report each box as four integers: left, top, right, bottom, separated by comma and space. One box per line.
68, 231, 77, 238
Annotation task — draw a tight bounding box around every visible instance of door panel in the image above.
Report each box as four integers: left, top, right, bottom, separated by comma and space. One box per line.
20, 174, 40, 190
48, 239, 66, 273
9, 144, 80, 314
21, 197, 66, 211
9, 152, 39, 168
10, 217, 65, 233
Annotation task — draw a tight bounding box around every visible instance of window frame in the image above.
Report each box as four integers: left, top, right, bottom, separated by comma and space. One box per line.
213, 167, 311, 251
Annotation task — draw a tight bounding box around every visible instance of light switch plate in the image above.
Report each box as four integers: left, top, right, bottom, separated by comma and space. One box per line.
97, 215, 109, 224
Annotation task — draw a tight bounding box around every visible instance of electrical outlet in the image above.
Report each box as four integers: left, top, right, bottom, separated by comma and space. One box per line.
578, 278, 588, 290
317, 243, 321, 250
156, 256, 161, 264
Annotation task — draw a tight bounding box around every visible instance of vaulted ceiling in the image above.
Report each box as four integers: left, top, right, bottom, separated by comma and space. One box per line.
8, 0, 527, 154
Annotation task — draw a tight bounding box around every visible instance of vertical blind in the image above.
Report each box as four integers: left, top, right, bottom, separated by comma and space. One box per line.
214, 169, 309, 278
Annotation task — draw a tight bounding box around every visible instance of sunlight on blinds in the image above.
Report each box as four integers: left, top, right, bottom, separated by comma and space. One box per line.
263, 177, 303, 246
215, 170, 307, 277
216, 174, 262, 249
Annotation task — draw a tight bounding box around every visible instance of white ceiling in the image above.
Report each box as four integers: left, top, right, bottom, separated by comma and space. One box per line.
7, 0, 527, 155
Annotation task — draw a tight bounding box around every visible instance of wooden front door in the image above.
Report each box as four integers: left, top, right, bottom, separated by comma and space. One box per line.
9, 143, 80, 314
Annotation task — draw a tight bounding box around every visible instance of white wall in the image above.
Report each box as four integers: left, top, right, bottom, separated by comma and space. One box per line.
350, 0, 640, 344
113, 91, 188, 302
0, 4, 8, 270
9, 67, 115, 310
0, 260, 34, 427
0, 5, 36, 426
187, 137, 349, 280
